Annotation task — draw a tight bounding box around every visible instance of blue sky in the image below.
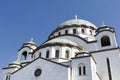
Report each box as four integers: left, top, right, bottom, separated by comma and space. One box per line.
0, 0, 120, 78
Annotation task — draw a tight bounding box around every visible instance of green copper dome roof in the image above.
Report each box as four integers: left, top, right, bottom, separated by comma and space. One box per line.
59, 18, 97, 29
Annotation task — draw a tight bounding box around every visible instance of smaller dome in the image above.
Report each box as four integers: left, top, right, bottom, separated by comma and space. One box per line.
59, 19, 97, 29
43, 38, 80, 47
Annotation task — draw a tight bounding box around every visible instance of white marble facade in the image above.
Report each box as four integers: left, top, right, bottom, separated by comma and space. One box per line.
2, 16, 120, 80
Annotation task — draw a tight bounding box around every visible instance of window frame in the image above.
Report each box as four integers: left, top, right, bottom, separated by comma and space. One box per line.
55, 50, 59, 58
101, 36, 111, 47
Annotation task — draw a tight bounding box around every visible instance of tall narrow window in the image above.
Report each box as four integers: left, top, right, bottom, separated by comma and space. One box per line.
58, 32, 61, 36
6, 74, 10, 80
83, 66, 86, 75
81, 29, 85, 34
65, 50, 69, 58
65, 30, 68, 34
55, 50, 59, 58
106, 58, 112, 80
39, 53, 41, 57
79, 66, 81, 75
101, 36, 111, 47
46, 50, 49, 58
90, 30, 92, 36
6, 76, 8, 80
78, 63, 86, 76
73, 29, 77, 34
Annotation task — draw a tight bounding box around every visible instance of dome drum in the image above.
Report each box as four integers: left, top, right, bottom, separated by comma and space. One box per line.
35, 38, 83, 52
49, 19, 97, 39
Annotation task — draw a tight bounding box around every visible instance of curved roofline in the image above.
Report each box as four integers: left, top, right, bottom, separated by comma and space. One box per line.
43, 38, 80, 47
60, 19, 96, 28
49, 24, 97, 38
59, 19, 97, 28
34, 42, 82, 52
48, 34, 97, 44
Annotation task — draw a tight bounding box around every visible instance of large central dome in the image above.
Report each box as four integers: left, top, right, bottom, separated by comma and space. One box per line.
49, 16, 97, 39
59, 19, 97, 29
57, 15, 97, 29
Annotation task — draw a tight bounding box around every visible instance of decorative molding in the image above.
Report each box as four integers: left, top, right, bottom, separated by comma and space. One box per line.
11, 57, 69, 75
49, 24, 97, 39
90, 47, 119, 53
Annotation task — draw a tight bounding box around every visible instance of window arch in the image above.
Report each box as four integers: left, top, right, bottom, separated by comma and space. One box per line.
39, 52, 41, 57
65, 50, 69, 58
90, 30, 92, 36
55, 50, 59, 58
65, 30, 68, 34
78, 63, 86, 75
58, 32, 61, 36
101, 36, 111, 47
46, 50, 49, 58
21, 51, 27, 60
73, 29, 77, 34
81, 29, 85, 34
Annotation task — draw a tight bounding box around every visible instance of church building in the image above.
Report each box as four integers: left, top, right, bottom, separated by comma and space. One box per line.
2, 16, 120, 80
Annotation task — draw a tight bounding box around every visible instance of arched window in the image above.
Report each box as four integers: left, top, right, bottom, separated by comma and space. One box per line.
46, 50, 49, 58
90, 30, 92, 36
55, 50, 59, 58
101, 36, 111, 47
65, 30, 68, 34
83, 66, 86, 75
21, 51, 27, 60
65, 50, 69, 58
78, 63, 86, 75
39, 52, 41, 57
73, 29, 77, 34
79, 66, 81, 75
81, 29, 85, 34
58, 32, 61, 36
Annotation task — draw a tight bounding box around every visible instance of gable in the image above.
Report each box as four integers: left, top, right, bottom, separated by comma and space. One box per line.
10, 57, 70, 80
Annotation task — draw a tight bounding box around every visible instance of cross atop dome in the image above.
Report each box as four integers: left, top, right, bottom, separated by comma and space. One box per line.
74, 15, 78, 20
101, 21, 107, 27
30, 37, 33, 42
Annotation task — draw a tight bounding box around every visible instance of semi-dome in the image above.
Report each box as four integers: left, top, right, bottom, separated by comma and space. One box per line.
59, 19, 97, 29
43, 38, 80, 47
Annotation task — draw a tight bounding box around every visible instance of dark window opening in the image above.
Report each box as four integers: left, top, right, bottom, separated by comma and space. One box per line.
6, 75, 10, 80
83, 66, 86, 75
106, 58, 112, 80
65, 30, 68, 34
46, 50, 49, 58
34, 68, 42, 77
79, 67, 81, 75
55, 50, 59, 58
101, 36, 111, 47
73, 29, 77, 34
90, 30, 92, 36
65, 50, 69, 58
21, 51, 27, 60
39, 53, 41, 57
6, 76, 8, 80
58, 32, 61, 36
79, 64, 86, 76
81, 29, 85, 34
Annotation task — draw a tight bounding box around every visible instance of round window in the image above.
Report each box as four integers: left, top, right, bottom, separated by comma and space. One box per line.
34, 68, 42, 77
